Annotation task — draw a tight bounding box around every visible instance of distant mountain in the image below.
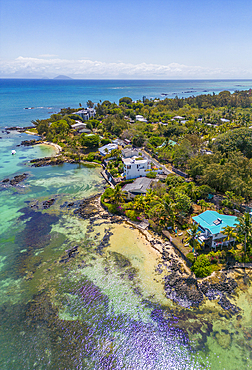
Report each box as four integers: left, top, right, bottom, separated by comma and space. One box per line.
53, 75, 73, 80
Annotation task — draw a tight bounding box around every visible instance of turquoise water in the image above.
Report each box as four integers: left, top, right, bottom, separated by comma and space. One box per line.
0, 80, 252, 369
1, 79, 252, 128
0, 132, 203, 369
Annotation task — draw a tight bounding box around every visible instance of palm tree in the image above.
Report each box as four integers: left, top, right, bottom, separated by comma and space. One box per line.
144, 189, 159, 212
186, 182, 199, 202
162, 196, 177, 229
151, 195, 177, 229
235, 212, 252, 253
110, 185, 126, 205
134, 195, 146, 212
222, 225, 236, 247
198, 199, 209, 212
185, 223, 201, 250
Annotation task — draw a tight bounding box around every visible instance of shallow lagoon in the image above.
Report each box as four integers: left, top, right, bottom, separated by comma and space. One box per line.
0, 133, 252, 369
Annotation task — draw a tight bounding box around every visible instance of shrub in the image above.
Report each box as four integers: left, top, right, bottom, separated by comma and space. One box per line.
146, 171, 157, 179
107, 204, 117, 214
197, 185, 215, 200
101, 138, 112, 146
186, 252, 195, 264
125, 210, 138, 221
86, 153, 95, 161
191, 254, 213, 278
230, 248, 252, 263
101, 187, 114, 203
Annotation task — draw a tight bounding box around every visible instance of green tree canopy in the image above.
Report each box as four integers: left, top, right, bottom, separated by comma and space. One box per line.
119, 97, 132, 105
214, 128, 252, 158
80, 134, 100, 148
50, 120, 70, 135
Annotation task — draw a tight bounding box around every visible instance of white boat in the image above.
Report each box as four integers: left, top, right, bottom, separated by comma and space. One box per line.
11, 150, 16, 155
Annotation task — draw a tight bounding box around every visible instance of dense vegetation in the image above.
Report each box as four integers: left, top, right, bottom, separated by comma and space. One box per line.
30, 89, 252, 276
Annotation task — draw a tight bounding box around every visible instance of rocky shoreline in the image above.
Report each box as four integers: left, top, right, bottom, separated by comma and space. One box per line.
2, 127, 249, 317
72, 193, 245, 315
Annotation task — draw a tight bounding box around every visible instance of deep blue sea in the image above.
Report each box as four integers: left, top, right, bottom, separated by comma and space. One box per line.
1, 79, 252, 128
0, 79, 252, 369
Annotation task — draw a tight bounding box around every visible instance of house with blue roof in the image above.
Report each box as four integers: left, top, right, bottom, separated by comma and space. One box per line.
192, 210, 238, 249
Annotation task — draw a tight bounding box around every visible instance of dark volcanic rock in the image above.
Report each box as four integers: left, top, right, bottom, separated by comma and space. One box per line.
21, 139, 40, 146
2, 173, 28, 186
164, 271, 204, 308
199, 277, 238, 299
30, 157, 65, 167
163, 258, 240, 313
42, 198, 55, 209
10, 173, 28, 185
218, 296, 240, 314
75, 194, 101, 219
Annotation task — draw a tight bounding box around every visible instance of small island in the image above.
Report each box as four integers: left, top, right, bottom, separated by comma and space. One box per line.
53, 75, 73, 80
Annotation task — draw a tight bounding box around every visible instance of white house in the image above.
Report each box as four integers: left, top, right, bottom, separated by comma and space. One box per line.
135, 115, 148, 123
74, 108, 96, 121
122, 156, 151, 180
98, 143, 118, 156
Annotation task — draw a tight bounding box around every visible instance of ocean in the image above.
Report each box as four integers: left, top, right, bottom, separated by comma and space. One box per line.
1, 79, 252, 128
0, 79, 252, 369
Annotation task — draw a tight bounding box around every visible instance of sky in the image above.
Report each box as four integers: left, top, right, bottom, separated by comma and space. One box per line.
0, 0, 252, 79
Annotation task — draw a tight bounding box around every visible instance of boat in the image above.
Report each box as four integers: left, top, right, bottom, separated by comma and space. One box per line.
11, 150, 16, 155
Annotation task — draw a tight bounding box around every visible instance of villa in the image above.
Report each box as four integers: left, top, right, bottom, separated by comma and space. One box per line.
192, 210, 237, 249
74, 108, 96, 121
122, 156, 151, 180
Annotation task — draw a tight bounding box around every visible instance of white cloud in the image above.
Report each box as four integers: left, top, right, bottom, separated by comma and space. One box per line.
0, 56, 251, 79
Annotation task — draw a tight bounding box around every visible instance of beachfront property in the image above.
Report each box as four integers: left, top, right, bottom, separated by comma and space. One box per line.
98, 143, 118, 156
74, 108, 96, 121
122, 156, 151, 180
192, 210, 237, 249
122, 177, 153, 199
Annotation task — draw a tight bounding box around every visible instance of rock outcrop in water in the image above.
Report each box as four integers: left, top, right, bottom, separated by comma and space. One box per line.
163, 251, 239, 312
1, 173, 28, 186
30, 157, 65, 167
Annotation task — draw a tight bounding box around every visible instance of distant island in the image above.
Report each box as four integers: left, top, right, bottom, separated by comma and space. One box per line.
53, 75, 73, 80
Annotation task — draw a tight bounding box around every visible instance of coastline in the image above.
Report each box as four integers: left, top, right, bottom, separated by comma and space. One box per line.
40, 141, 62, 155
75, 193, 248, 313
24, 130, 63, 155
10, 126, 252, 313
